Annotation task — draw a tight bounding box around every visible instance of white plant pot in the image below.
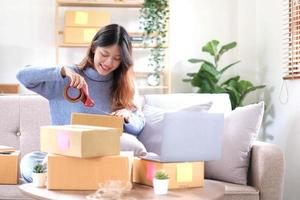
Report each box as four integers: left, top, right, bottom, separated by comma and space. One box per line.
32, 172, 47, 188
153, 178, 169, 195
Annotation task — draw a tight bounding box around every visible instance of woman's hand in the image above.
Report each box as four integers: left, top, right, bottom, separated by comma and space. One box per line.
61, 66, 87, 89
111, 109, 132, 123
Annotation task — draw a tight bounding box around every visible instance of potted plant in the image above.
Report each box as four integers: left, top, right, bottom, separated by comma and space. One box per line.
153, 169, 169, 195
139, 0, 169, 86
183, 40, 265, 109
32, 163, 47, 187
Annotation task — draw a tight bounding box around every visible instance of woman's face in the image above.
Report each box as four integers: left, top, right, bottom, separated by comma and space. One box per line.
93, 44, 121, 76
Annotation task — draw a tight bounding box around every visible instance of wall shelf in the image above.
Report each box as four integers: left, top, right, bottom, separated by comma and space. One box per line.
55, 0, 170, 94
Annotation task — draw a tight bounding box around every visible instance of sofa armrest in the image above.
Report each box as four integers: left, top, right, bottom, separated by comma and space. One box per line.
248, 141, 285, 200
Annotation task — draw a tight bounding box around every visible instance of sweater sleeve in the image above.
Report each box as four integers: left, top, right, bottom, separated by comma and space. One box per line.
16, 65, 67, 99
124, 109, 145, 136
123, 84, 145, 136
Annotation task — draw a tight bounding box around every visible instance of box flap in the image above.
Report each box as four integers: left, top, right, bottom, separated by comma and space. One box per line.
71, 112, 123, 132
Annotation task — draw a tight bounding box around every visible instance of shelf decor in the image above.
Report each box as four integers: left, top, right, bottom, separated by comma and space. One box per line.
139, 0, 169, 86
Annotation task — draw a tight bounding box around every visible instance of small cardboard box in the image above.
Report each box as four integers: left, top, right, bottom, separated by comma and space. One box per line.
47, 152, 133, 190
40, 124, 122, 158
71, 112, 124, 133
133, 158, 204, 189
64, 11, 110, 27
64, 27, 99, 44
0, 151, 20, 184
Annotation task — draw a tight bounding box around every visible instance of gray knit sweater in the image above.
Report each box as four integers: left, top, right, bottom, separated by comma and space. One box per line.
16, 65, 145, 136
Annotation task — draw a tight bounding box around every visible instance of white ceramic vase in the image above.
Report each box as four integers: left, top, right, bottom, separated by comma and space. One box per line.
153, 178, 169, 195
32, 172, 47, 188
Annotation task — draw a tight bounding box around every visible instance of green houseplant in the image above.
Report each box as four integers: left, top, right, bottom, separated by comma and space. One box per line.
183, 40, 265, 109
153, 170, 169, 194
32, 163, 47, 187
139, 0, 169, 86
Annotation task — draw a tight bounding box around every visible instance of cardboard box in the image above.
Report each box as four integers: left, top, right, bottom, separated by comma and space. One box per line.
64, 27, 99, 44
71, 112, 124, 133
0, 151, 20, 184
40, 124, 121, 158
133, 158, 204, 189
47, 152, 133, 190
64, 11, 110, 27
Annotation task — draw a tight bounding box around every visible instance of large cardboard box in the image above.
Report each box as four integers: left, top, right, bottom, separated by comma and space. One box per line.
64, 11, 110, 27
0, 151, 20, 184
40, 124, 121, 158
133, 158, 204, 189
64, 11, 110, 44
47, 152, 133, 190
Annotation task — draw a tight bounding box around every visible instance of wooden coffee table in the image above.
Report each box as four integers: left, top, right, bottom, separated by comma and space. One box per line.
19, 180, 224, 200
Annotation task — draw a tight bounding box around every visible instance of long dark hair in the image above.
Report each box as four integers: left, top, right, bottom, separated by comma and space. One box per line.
78, 24, 136, 111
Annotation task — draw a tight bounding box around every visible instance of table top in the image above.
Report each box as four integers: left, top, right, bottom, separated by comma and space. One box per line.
19, 180, 224, 200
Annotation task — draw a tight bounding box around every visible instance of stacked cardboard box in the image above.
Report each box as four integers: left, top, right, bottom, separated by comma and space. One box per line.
64, 11, 110, 44
42, 113, 133, 190
0, 146, 20, 184
133, 158, 204, 189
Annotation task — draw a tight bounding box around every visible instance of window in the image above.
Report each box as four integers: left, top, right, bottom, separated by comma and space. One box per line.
283, 0, 300, 79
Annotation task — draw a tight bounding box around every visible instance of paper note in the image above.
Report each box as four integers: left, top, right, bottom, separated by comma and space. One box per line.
75, 11, 88, 25
146, 163, 156, 181
83, 28, 97, 42
57, 131, 70, 151
177, 163, 193, 182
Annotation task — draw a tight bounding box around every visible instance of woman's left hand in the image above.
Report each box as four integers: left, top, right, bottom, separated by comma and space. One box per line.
111, 109, 132, 123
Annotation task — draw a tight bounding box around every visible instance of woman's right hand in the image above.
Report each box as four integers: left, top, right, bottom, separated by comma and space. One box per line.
61, 66, 87, 89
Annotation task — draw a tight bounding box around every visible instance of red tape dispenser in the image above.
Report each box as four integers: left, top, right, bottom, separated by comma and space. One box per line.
63, 84, 95, 107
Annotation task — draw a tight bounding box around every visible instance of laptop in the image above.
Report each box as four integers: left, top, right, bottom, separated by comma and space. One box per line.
141, 111, 224, 163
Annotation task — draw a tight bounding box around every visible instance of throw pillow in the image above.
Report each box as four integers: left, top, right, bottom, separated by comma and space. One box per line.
138, 102, 212, 154
205, 102, 264, 185
120, 133, 147, 157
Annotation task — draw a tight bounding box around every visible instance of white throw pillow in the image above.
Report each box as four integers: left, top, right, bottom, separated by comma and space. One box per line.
120, 133, 147, 157
205, 102, 264, 185
138, 102, 212, 154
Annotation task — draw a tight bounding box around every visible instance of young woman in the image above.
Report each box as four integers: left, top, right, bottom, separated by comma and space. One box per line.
17, 24, 146, 183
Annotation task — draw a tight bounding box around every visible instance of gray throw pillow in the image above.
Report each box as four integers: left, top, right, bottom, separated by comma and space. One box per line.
138, 102, 212, 154
120, 133, 147, 157
205, 102, 264, 185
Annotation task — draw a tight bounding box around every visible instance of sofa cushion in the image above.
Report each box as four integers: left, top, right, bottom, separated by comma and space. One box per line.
205, 102, 264, 185
19, 95, 51, 157
139, 103, 212, 153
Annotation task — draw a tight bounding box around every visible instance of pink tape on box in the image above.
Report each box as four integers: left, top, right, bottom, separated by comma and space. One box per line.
146, 162, 156, 181
57, 131, 70, 151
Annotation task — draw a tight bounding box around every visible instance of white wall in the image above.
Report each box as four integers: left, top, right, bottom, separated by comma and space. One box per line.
169, 0, 239, 93
0, 0, 56, 84
256, 0, 300, 199
0, 0, 298, 198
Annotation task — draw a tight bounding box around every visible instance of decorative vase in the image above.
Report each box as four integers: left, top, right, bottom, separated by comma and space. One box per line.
153, 178, 169, 195
32, 172, 47, 188
147, 73, 161, 86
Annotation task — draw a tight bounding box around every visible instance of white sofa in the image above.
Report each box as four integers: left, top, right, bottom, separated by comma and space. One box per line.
0, 94, 284, 200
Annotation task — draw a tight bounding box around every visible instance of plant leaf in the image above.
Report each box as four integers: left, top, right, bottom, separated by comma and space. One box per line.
240, 84, 266, 103
186, 73, 196, 77
202, 40, 219, 56
219, 42, 237, 56
199, 62, 221, 83
221, 76, 240, 86
223, 85, 241, 109
188, 59, 208, 63
220, 61, 241, 74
